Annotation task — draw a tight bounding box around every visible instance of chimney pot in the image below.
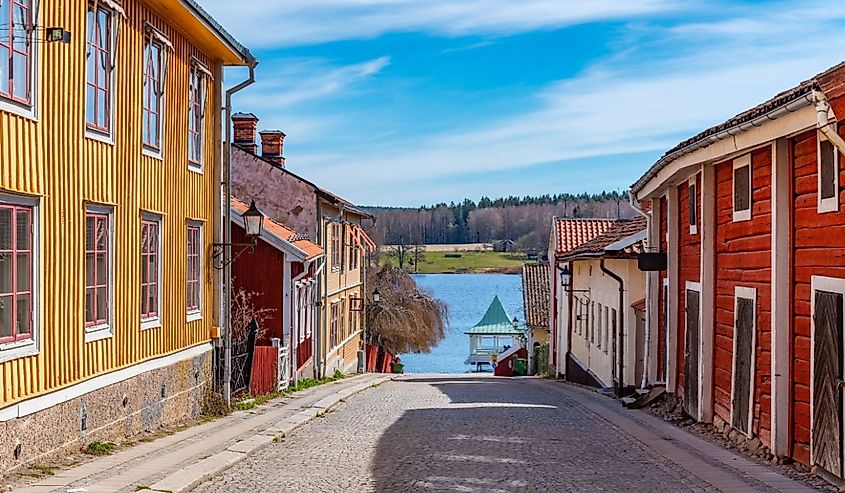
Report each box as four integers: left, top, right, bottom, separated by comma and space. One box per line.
232, 112, 259, 154
259, 130, 286, 167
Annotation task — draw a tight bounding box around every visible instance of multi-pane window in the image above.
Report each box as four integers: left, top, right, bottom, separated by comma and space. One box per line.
186, 224, 201, 316
818, 133, 840, 213
140, 217, 160, 323
330, 301, 339, 348
331, 223, 341, 270
142, 36, 165, 151
733, 154, 751, 222
0, 0, 32, 104
340, 298, 347, 341
348, 228, 359, 271
85, 210, 110, 329
86, 4, 113, 133
0, 203, 32, 343
188, 64, 208, 167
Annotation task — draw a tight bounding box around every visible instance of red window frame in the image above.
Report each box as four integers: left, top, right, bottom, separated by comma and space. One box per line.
0, 0, 32, 104
188, 67, 205, 165
0, 203, 33, 344
85, 212, 110, 328
86, 5, 112, 132
187, 225, 201, 313
140, 218, 159, 321
142, 39, 163, 150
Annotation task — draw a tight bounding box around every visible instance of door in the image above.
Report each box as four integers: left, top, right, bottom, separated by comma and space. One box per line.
684, 289, 700, 417
732, 297, 754, 434
813, 290, 844, 477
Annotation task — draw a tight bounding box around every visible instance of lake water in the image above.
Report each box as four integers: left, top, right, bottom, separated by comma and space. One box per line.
399, 274, 524, 374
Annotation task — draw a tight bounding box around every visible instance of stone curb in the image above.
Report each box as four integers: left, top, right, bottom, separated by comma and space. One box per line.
147, 375, 393, 493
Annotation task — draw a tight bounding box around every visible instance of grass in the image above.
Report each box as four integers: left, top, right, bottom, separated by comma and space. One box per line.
234, 369, 348, 411
383, 251, 525, 274
84, 441, 117, 456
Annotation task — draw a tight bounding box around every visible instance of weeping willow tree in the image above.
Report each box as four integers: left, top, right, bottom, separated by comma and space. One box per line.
366, 264, 447, 354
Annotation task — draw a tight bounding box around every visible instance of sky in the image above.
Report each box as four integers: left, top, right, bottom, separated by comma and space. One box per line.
201, 0, 845, 207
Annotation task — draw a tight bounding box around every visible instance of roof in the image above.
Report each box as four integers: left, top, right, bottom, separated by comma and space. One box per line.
553, 218, 617, 255
631, 61, 845, 194
559, 217, 647, 261
230, 197, 324, 260
465, 296, 524, 335
522, 264, 550, 329
179, 0, 255, 64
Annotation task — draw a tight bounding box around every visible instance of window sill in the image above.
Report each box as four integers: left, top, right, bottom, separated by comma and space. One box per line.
85, 129, 115, 146
143, 147, 164, 161
187, 311, 202, 323
732, 210, 751, 222
188, 163, 203, 175
818, 199, 839, 214
141, 318, 162, 330
85, 325, 113, 343
0, 337, 38, 363
0, 98, 37, 121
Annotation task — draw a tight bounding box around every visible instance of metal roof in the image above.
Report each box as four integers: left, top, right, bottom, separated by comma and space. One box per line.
465, 296, 524, 335
182, 0, 256, 64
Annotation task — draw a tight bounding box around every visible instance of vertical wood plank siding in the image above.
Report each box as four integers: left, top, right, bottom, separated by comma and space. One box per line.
0, 0, 222, 407
791, 127, 845, 465
676, 177, 701, 394
713, 147, 773, 445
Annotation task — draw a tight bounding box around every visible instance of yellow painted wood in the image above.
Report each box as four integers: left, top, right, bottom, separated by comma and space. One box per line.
0, 0, 235, 408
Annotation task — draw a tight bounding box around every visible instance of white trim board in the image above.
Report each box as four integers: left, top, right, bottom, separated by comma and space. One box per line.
0, 343, 212, 422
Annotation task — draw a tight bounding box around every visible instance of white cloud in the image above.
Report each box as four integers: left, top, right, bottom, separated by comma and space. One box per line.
201, 0, 677, 47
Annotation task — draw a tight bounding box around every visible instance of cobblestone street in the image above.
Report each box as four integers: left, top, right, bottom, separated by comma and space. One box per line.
194, 375, 813, 493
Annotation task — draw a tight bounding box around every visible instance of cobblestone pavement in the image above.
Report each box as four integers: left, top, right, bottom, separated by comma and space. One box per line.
194, 375, 806, 492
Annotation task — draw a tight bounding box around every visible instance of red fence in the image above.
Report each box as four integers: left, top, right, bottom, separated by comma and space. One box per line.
250, 346, 279, 396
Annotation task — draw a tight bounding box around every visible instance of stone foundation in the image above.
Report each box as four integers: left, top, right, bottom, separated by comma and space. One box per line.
0, 349, 213, 473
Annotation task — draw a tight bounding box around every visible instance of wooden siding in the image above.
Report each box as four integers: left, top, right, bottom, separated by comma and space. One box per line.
677, 177, 701, 394
0, 0, 224, 407
713, 147, 773, 445
791, 127, 845, 465
231, 224, 284, 343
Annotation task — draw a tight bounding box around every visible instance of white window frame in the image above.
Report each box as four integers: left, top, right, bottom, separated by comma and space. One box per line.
84, 203, 115, 343
186, 220, 203, 322
817, 130, 840, 214
140, 212, 163, 330
732, 154, 752, 222
0, 0, 40, 121
141, 25, 170, 161
187, 58, 210, 173
730, 286, 757, 438
0, 192, 40, 363
688, 175, 698, 235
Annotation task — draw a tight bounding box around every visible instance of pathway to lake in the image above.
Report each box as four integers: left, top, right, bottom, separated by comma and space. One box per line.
399, 273, 523, 374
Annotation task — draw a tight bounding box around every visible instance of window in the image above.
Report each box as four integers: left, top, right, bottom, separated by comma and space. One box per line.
688, 176, 698, 235
142, 26, 169, 153
733, 154, 751, 222
140, 215, 161, 327
590, 302, 595, 343
596, 303, 603, 349
85, 206, 112, 339
330, 301, 339, 348
818, 132, 840, 213
331, 223, 340, 270
348, 227, 359, 271
603, 306, 610, 353
340, 298, 346, 341
0, 0, 33, 106
731, 287, 756, 436
0, 201, 33, 347
186, 223, 202, 318
86, 3, 115, 134
610, 308, 617, 356
188, 62, 209, 168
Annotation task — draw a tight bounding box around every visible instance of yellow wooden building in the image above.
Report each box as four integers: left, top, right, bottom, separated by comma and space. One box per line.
0, 0, 254, 469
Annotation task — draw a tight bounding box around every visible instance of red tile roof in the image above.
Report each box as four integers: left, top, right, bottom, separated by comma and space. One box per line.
521, 263, 549, 329
559, 217, 647, 260
231, 197, 324, 260
553, 218, 617, 255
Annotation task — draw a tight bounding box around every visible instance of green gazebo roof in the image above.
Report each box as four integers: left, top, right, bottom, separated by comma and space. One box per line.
465, 296, 525, 335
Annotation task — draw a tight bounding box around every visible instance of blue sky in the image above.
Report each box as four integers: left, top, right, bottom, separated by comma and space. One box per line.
201, 0, 845, 207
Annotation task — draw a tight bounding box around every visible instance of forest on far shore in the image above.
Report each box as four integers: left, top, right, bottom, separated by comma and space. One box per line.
366, 191, 637, 251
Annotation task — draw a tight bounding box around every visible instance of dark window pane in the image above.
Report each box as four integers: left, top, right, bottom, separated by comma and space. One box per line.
96, 252, 107, 285
12, 52, 27, 100
0, 295, 12, 338
85, 288, 93, 323
0, 208, 12, 250
16, 253, 29, 291
96, 217, 107, 250
16, 293, 29, 335
15, 209, 28, 250
86, 252, 95, 286
96, 287, 108, 322
734, 165, 750, 212
0, 254, 11, 293
821, 140, 837, 200
689, 184, 697, 227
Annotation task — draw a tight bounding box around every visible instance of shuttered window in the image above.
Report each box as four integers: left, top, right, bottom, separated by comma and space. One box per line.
733, 155, 751, 221
818, 135, 839, 213
0, 0, 32, 105
731, 288, 756, 436
0, 202, 33, 344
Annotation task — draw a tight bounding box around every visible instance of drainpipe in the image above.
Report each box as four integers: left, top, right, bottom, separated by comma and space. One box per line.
600, 257, 625, 397
815, 91, 845, 155
223, 61, 257, 407
629, 192, 652, 389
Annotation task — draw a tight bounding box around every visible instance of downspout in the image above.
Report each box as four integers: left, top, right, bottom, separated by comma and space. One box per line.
815, 91, 845, 155
600, 257, 625, 397
223, 61, 257, 407
629, 192, 651, 389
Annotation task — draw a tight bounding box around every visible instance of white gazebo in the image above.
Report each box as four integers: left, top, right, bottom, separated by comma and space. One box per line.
465, 296, 525, 369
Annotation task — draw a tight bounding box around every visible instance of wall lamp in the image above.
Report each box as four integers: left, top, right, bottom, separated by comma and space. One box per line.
213, 200, 265, 270
558, 264, 591, 293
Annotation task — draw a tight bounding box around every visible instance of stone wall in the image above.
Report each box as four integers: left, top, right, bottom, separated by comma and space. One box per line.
0, 350, 212, 472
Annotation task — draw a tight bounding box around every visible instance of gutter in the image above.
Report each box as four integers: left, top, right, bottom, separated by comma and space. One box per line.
600, 257, 625, 397
814, 91, 845, 155
222, 61, 257, 406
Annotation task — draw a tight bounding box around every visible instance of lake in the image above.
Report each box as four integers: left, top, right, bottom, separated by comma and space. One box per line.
399, 274, 524, 374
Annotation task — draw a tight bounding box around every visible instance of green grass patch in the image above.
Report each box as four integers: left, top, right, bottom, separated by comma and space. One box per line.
84, 441, 116, 456
383, 251, 525, 274
235, 370, 348, 410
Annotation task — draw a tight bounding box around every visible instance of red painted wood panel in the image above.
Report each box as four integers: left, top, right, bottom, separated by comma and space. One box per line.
232, 223, 285, 343
713, 147, 773, 446
791, 126, 845, 466
677, 176, 701, 394
250, 346, 279, 396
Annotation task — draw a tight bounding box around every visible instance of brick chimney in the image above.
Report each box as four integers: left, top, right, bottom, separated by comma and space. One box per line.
259, 130, 286, 167
232, 112, 259, 154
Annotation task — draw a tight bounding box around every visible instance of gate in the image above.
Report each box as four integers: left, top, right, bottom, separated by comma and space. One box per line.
684, 289, 700, 418
278, 345, 290, 391
813, 290, 843, 477
214, 319, 259, 396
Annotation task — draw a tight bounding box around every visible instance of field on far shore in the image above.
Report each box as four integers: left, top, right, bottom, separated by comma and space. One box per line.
382, 250, 525, 274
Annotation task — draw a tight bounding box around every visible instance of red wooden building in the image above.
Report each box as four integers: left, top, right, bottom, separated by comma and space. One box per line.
230, 197, 325, 382
631, 61, 845, 477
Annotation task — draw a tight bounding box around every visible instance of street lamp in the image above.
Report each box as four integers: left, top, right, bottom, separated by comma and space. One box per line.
213, 200, 266, 270
373, 289, 381, 304
558, 263, 590, 294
